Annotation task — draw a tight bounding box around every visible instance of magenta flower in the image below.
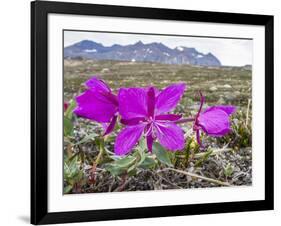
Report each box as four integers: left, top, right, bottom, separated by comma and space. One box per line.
193, 92, 236, 146
73, 77, 118, 135
64, 102, 69, 112
114, 83, 186, 156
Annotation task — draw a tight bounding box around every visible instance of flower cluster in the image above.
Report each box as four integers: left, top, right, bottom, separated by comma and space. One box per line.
73, 76, 236, 156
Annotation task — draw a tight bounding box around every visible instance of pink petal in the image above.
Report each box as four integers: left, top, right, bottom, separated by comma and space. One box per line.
99, 91, 118, 106
153, 87, 160, 97
120, 117, 146, 126
204, 105, 236, 115
114, 125, 145, 156
143, 87, 160, 96
198, 109, 231, 136
103, 115, 117, 135
64, 102, 69, 112
147, 87, 156, 117
74, 90, 117, 123
155, 83, 186, 114
155, 114, 182, 121
155, 123, 185, 151
85, 77, 111, 92
118, 88, 148, 119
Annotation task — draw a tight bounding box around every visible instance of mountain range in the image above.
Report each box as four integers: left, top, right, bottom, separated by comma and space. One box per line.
64, 40, 222, 67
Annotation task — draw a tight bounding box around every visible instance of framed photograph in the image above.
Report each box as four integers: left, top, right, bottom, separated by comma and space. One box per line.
31, 0, 274, 224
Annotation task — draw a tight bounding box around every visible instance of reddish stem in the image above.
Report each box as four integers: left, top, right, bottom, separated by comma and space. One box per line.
175, 117, 195, 124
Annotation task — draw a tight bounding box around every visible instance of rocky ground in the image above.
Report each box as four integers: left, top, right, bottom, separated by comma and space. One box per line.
63, 60, 252, 194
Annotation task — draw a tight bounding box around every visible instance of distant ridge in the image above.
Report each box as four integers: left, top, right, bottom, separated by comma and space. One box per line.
64, 40, 222, 67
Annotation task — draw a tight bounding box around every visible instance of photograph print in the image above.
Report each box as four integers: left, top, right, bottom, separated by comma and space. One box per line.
63, 30, 252, 194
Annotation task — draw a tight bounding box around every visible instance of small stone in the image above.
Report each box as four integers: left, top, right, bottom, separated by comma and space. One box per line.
223, 84, 232, 89
101, 68, 110, 73
209, 86, 218, 91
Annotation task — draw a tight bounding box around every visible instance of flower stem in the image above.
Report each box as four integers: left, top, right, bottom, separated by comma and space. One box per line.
175, 117, 195, 124
95, 138, 105, 165
194, 147, 232, 158
160, 168, 231, 186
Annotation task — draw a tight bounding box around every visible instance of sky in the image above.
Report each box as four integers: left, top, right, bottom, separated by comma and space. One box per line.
64, 30, 253, 66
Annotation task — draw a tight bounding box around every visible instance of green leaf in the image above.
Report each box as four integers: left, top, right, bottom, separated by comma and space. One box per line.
105, 156, 137, 177
75, 133, 98, 145
64, 185, 73, 194
64, 117, 73, 136
138, 138, 147, 151
135, 140, 146, 166
64, 155, 84, 182
137, 150, 146, 166
194, 149, 213, 167
64, 162, 71, 178
224, 163, 234, 177
127, 164, 137, 176
114, 156, 136, 168
105, 165, 125, 176
152, 143, 173, 167
139, 157, 156, 169
184, 139, 193, 160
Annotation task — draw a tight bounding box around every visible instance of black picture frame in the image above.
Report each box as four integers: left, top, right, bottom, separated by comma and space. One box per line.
31, 0, 274, 224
